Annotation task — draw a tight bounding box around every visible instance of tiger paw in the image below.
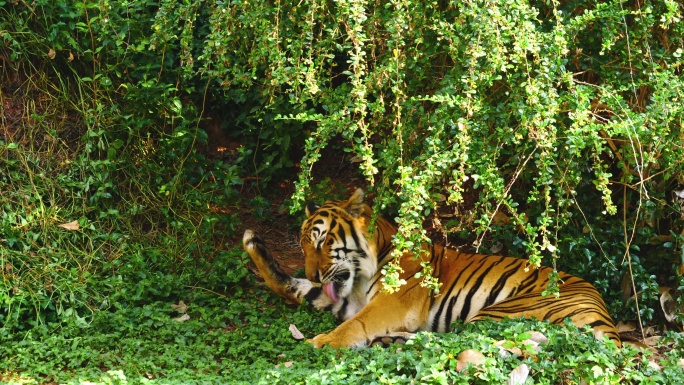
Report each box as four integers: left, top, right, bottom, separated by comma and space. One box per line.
307, 333, 331, 348
308, 333, 352, 348
243, 230, 285, 274
242, 229, 263, 255
308, 332, 370, 348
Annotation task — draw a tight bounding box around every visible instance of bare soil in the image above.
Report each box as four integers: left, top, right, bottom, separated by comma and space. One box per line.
234, 144, 367, 276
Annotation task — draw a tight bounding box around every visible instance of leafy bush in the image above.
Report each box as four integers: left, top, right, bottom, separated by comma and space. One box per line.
192, 0, 683, 318
0, 0, 246, 330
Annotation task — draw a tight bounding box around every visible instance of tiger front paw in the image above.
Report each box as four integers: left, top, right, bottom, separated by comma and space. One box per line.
242, 229, 261, 252
243, 229, 277, 267
307, 332, 368, 348
307, 333, 333, 348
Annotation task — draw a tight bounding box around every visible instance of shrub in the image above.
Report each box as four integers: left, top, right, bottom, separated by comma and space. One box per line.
0, 0, 245, 330
195, 0, 683, 319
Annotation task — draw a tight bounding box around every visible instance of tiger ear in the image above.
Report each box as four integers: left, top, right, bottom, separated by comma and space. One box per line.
344, 188, 365, 218
305, 201, 320, 217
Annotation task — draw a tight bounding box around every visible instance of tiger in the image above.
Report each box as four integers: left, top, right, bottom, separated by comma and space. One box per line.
242, 188, 621, 348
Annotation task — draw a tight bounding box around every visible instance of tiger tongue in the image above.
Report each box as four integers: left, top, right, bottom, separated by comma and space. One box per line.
322, 282, 339, 303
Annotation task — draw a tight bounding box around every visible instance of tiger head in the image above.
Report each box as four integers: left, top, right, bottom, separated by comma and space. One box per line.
300, 189, 378, 303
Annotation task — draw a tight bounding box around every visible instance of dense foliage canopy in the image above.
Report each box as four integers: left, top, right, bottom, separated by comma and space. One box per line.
174, 0, 682, 317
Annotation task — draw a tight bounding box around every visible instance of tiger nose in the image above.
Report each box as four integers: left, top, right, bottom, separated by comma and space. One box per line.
308, 270, 321, 283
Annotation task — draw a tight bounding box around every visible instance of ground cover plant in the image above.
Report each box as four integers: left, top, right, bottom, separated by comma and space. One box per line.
1, 0, 683, 383
2, 288, 684, 384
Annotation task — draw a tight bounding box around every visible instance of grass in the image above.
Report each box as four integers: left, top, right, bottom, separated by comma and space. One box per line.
2, 271, 684, 385
0, 243, 684, 384
0, 285, 332, 384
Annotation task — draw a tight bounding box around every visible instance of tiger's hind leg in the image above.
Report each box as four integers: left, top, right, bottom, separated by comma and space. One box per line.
243, 230, 334, 310
467, 281, 621, 347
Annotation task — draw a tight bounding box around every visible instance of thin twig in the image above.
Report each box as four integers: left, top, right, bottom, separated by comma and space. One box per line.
474, 146, 537, 253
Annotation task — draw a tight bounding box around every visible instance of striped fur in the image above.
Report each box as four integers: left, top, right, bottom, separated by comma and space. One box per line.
243, 189, 621, 348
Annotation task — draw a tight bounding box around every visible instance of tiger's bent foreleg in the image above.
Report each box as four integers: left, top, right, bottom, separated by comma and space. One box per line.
308, 284, 431, 348
243, 230, 334, 310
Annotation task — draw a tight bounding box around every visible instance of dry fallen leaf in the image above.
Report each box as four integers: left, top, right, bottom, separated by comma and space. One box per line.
642, 336, 662, 349
660, 288, 683, 328
490, 241, 503, 254
647, 360, 661, 372
616, 321, 637, 333
525, 331, 548, 345
173, 314, 190, 322
523, 340, 541, 353
171, 300, 188, 314
508, 363, 529, 385
620, 273, 632, 301
67, 51, 74, 62
495, 340, 522, 357
492, 211, 510, 225
456, 349, 486, 372
522, 331, 548, 353
289, 324, 305, 340
275, 361, 293, 369
58, 220, 79, 231
48, 49, 56, 59
661, 289, 676, 323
